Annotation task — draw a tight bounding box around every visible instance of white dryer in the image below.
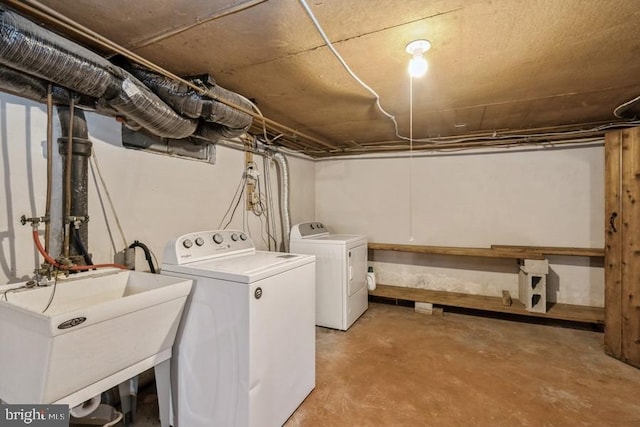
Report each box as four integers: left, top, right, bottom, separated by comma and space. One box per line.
290, 222, 368, 331
161, 230, 315, 427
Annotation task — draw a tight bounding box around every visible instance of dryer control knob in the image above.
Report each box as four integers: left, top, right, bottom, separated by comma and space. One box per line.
213, 233, 224, 244
239, 233, 247, 241
231, 233, 239, 241
182, 239, 193, 249
195, 237, 205, 246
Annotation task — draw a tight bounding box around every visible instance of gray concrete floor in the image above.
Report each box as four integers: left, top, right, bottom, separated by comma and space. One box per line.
116, 302, 640, 426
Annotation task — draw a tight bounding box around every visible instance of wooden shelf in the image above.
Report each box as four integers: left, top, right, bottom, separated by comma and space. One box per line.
491, 244, 604, 258
370, 284, 604, 324
368, 243, 544, 260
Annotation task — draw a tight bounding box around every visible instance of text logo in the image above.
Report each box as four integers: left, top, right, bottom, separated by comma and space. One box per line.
57, 317, 86, 330
1, 405, 68, 426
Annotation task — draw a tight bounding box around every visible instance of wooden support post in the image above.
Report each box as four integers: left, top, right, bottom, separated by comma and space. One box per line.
604, 127, 640, 368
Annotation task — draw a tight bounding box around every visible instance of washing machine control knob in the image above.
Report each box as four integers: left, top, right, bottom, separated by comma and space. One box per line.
182, 239, 193, 249
213, 233, 224, 244
231, 233, 239, 241
239, 233, 247, 241
195, 237, 205, 246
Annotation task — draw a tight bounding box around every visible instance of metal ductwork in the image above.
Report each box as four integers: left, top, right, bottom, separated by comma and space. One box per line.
0, 6, 251, 141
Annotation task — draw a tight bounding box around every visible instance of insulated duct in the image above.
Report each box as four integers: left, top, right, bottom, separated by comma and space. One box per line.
193, 121, 251, 143
271, 151, 291, 252
0, 64, 74, 104
123, 64, 252, 127
0, 63, 115, 113
0, 6, 196, 139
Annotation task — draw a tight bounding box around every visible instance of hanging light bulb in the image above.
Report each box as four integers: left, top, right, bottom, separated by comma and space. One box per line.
408, 53, 428, 78
405, 39, 431, 78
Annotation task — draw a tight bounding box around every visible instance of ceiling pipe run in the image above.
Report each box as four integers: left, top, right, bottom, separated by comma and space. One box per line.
125, 0, 267, 50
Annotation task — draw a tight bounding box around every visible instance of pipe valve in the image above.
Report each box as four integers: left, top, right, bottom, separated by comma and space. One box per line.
66, 215, 89, 228
20, 214, 49, 228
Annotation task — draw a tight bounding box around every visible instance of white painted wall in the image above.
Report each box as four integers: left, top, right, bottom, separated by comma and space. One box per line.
315, 146, 605, 307
0, 93, 315, 284
0, 90, 606, 307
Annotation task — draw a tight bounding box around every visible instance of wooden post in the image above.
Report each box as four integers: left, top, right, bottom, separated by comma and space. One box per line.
621, 129, 640, 364
605, 129, 623, 359
604, 127, 640, 368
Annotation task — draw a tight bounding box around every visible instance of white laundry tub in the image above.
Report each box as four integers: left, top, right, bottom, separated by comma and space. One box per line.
0, 268, 192, 406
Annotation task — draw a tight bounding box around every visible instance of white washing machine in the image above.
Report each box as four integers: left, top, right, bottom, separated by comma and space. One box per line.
161, 229, 316, 427
290, 222, 367, 331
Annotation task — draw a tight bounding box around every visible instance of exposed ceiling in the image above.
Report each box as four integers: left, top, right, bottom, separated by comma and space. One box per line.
5, 0, 640, 157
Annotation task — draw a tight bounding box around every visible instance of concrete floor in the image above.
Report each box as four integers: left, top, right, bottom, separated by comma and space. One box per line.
118, 302, 640, 426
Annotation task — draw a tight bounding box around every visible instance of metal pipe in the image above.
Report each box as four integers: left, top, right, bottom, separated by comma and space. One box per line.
125, 0, 267, 50
44, 83, 52, 253
4, 0, 339, 151
62, 98, 74, 258
313, 139, 604, 160
57, 103, 92, 263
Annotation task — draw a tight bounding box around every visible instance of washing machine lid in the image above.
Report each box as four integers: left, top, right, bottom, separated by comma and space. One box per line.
162, 250, 314, 283
290, 223, 367, 245
293, 234, 367, 246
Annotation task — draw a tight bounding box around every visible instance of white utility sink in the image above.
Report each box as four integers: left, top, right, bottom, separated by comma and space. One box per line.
0, 268, 192, 407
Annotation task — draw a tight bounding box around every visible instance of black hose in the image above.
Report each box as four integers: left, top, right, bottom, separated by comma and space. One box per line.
71, 227, 94, 266
128, 240, 156, 273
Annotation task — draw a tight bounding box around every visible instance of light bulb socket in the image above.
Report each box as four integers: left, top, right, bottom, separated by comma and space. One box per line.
405, 39, 431, 56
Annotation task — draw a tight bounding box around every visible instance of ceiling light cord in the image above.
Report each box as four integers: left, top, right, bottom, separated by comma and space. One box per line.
297, 0, 406, 141
408, 75, 414, 242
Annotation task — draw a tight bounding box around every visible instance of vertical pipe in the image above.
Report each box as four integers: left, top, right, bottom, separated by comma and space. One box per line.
62, 98, 74, 258
57, 103, 92, 264
44, 83, 53, 253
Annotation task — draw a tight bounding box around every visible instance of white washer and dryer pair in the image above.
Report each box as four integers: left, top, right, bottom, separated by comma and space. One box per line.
161, 230, 315, 427
289, 222, 368, 331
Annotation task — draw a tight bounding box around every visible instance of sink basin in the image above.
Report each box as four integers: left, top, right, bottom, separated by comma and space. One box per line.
0, 268, 192, 405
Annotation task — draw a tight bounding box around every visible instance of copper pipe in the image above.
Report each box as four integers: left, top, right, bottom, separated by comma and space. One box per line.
314, 138, 603, 157
44, 83, 53, 253
4, 0, 339, 151
125, 0, 267, 50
